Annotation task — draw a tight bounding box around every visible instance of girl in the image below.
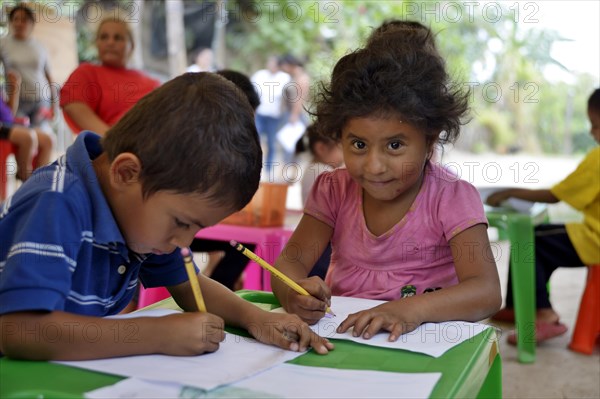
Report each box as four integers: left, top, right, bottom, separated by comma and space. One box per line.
272, 30, 501, 341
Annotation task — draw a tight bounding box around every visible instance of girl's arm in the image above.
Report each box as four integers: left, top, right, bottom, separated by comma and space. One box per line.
0, 309, 224, 360
271, 214, 333, 324
337, 224, 502, 341
62, 102, 110, 135
487, 188, 558, 206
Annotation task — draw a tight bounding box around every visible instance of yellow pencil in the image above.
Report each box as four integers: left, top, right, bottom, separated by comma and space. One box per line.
230, 240, 335, 316
181, 247, 207, 312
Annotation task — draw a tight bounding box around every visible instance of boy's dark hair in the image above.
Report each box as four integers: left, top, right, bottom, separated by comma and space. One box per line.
313, 33, 469, 147
216, 69, 260, 111
9, 4, 35, 22
102, 72, 262, 211
588, 88, 600, 113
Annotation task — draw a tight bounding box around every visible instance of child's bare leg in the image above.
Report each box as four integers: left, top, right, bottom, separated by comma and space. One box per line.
8, 126, 37, 181
33, 128, 55, 168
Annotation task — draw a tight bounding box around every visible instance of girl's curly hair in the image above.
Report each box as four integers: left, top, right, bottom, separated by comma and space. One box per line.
313, 27, 469, 147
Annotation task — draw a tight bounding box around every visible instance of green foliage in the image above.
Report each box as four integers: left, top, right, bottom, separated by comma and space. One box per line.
224, 0, 597, 155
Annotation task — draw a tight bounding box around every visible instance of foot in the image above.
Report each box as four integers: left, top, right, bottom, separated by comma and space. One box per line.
507, 320, 568, 345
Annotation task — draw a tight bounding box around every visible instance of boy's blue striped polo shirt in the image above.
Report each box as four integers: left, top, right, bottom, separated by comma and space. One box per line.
0, 132, 189, 316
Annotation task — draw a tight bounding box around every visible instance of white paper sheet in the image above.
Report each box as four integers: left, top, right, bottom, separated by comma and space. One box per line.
57, 309, 306, 390
284, 296, 491, 358
87, 365, 442, 399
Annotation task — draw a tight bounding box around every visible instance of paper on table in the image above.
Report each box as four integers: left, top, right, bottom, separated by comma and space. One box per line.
277, 296, 491, 358
231, 363, 442, 398
87, 364, 442, 399
57, 309, 305, 390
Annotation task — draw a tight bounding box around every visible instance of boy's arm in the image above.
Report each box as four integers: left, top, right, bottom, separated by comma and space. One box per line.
271, 214, 333, 323
0, 309, 224, 360
169, 273, 265, 328
486, 188, 558, 206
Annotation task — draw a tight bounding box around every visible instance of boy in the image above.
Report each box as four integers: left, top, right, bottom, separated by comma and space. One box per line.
0, 72, 333, 360
487, 88, 600, 343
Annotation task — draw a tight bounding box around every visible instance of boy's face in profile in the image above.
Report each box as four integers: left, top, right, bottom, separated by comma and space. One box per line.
588, 108, 600, 144
114, 187, 233, 255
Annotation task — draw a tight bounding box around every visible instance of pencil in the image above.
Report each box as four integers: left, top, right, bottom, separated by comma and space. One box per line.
181, 247, 207, 312
230, 240, 335, 316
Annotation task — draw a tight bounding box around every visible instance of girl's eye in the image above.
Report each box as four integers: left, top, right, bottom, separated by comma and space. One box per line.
175, 219, 191, 230
351, 140, 366, 150
388, 141, 402, 150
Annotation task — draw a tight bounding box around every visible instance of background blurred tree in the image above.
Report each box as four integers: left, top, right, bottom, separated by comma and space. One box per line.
223, 0, 596, 155
2, 0, 594, 155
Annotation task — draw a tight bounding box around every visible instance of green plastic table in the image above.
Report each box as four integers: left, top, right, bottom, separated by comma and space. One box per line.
485, 203, 549, 364
0, 291, 502, 398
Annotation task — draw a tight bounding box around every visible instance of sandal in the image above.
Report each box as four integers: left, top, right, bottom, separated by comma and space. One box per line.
507, 321, 568, 345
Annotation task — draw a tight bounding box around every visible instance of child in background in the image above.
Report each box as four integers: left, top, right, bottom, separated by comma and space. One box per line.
295, 123, 344, 279
487, 88, 600, 344
0, 69, 53, 181
272, 27, 501, 339
0, 73, 333, 360
295, 123, 344, 205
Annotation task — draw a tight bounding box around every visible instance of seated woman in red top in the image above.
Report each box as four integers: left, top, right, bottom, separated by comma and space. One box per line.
60, 17, 160, 135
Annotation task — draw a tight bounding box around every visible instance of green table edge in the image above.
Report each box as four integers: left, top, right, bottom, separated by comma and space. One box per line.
1, 291, 501, 398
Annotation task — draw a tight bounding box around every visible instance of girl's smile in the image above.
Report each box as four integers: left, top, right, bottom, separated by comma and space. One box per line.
341, 115, 431, 204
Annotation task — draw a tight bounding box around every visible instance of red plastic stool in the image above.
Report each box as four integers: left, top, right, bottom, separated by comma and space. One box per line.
1, 140, 16, 200
569, 265, 600, 354
137, 286, 171, 309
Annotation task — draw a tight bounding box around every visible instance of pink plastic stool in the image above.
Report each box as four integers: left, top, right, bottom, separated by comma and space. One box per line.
137, 286, 171, 309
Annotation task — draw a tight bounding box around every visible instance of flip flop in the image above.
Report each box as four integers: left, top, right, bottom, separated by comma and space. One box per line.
491, 308, 515, 323
507, 321, 568, 345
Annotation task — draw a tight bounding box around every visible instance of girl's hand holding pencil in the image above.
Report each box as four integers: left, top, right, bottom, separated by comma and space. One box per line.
280, 276, 333, 325
230, 241, 335, 325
